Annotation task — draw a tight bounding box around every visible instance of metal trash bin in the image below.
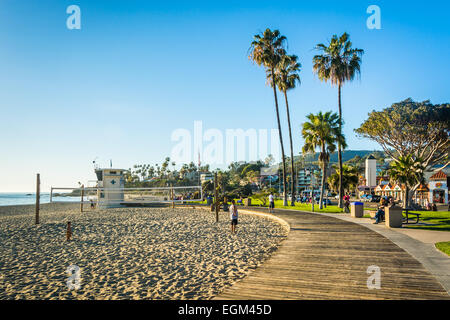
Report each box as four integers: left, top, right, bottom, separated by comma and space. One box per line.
351, 202, 364, 218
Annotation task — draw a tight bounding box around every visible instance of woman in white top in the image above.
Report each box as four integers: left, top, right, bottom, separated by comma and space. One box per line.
268, 193, 275, 213
230, 200, 238, 234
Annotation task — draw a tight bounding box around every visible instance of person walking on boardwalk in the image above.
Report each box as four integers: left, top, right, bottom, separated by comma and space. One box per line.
230, 200, 238, 234
343, 192, 350, 213
268, 193, 275, 213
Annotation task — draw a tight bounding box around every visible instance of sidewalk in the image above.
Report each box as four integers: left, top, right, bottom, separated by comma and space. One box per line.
330, 213, 450, 244
317, 212, 450, 294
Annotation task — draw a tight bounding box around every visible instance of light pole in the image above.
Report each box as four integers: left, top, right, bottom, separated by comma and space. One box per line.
310, 169, 315, 212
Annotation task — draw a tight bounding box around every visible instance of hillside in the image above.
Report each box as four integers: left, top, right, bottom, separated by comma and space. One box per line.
294, 150, 385, 164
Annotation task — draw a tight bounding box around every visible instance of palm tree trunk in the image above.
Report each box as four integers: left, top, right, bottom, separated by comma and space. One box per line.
271, 69, 288, 206
404, 185, 409, 208
319, 148, 326, 210
337, 83, 343, 208
283, 90, 296, 206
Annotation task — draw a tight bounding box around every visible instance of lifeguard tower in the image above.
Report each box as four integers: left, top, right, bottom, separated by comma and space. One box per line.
95, 168, 125, 209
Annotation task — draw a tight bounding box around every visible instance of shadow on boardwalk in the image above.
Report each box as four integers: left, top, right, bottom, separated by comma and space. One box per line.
215, 207, 450, 300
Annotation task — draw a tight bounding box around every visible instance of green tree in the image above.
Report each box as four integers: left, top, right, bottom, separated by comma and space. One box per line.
302, 111, 341, 209
272, 54, 301, 206
313, 32, 364, 208
328, 164, 359, 195
249, 28, 289, 206
355, 99, 450, 171
389, 155, 425, 207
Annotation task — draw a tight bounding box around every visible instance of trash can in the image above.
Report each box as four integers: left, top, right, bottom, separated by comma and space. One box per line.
206, 196, 212, 206
385, 205, 403, 228
351, 202, 364, 218
244, 198, 252, 206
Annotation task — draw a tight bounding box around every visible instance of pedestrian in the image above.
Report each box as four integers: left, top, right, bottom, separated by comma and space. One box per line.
229, 200, 238, 234
343, 193, 350, 213
373, 205, 385, 224
66, 221, 72, 241
268, 193, 275, 213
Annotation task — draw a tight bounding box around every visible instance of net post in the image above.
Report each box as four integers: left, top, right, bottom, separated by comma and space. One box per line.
171, 185, 175, 209
80, 184, 84, 213
35, 173, 40, 225
214, 172, 219, 222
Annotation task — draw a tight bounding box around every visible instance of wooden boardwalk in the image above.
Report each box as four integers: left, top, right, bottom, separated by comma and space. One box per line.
215, 208, 449, 300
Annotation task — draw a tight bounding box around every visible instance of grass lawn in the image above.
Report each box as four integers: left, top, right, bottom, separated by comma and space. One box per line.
435, 241, 450, 256
362, 209, 450, 231
247, 198, 344, 213
403, 211, 450, 232
202, 197, 450, 231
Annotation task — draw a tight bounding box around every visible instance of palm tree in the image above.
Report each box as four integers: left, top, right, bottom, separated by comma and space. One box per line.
302, 111, 340, 209
271, 54, 301, 206
249, 28, 289, 206
389, 155, 425, 207
328, 164, 359, 195
313, 32, 364, 208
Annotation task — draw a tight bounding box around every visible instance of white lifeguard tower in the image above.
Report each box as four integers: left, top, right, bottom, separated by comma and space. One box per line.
95, 168, 125, 209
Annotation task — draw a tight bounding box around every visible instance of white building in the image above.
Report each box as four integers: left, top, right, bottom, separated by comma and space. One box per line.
200, 172, 213, 184
95, 168, 125, 208
365, 155, 377, 188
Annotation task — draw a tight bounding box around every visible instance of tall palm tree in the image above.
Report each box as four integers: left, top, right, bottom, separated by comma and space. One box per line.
301, 111, 340, 209
271, 54, 301, 206
313, 32, 364, 208
249, 28, 289, 206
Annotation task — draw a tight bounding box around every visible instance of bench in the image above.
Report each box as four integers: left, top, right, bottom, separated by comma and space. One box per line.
402, 209, 421, 224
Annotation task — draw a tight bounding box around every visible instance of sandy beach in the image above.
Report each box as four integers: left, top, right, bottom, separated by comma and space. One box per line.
0, 203, 287, 300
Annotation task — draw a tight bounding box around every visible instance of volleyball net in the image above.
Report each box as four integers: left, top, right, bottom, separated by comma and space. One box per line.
50, 186, 203, 206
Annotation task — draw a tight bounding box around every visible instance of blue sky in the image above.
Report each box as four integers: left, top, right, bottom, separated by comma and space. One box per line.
1, 0, 449, 191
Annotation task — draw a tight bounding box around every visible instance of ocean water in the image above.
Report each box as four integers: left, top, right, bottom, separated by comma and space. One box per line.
0, 193, 85, 206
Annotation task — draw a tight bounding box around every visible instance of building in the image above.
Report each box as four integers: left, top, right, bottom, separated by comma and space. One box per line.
260, 164, 326, 195
374, 183, 405, 201
428, 170, 449, 205
184, 171, 199, 181
200, 172, 214, 184
365, 155, 377, 188
95, 168, 125, 208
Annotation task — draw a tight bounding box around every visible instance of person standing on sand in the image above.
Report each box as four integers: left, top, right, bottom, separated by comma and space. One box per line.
66, 221, 72, 241
230, 200, 238, 234
268, 193, 275, 213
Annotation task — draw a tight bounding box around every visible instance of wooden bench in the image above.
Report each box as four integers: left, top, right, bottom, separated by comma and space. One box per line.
402, 209, 421, 224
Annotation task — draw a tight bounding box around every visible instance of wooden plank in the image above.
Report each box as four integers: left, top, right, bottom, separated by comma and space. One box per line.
214, 208, 449, 300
